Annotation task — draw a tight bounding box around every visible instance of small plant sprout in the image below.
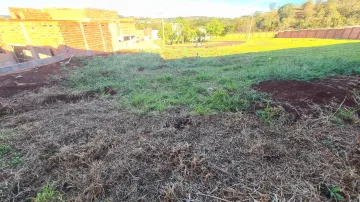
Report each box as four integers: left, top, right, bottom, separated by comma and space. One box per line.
256, 100, 282, 125
327, 185, 344, 201
33, 183, 64, 202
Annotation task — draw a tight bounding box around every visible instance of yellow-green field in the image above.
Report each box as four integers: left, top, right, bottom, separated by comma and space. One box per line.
161, 38, 360, 59
211, 32, 277, 41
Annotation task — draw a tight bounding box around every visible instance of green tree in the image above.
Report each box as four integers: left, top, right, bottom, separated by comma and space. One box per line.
278, 4, 296, 22
323, 0, 344, 27
206, 19, 224, 37
157, 23, 178, 44
175, 18, 197, 43
256, 11, 280, 31
221, 24, 235, 36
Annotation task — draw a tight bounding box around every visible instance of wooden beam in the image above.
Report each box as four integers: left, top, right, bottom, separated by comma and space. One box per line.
19, 22, 40, 60
19, 22, 31, 44
98, 22, 107, 52
79, 22, 89, 50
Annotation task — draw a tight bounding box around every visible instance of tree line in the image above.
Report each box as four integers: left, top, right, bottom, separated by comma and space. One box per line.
136, 0, 360, 44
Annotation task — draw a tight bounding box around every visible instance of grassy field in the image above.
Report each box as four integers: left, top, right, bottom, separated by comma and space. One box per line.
66, 38, 360, 113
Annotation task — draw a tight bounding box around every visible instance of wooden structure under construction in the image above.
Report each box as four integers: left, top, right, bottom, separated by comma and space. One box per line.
0, 7, 137, 67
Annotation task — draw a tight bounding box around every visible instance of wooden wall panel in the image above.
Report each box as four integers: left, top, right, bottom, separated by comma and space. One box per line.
9, 8, 51, 19
349, 28, 360, 39
290, 31, 299, 38
306, 30, 316, 38
277, 32, 284, 38
0, 22, 28, 45
333, 29, 345, 39
58, 21, 86, 50
46, 8, 86, 20
315, 30, 327, 38
325, 29, 336, 38
298, 30, 307, 38
83, 22, 105, 52
342, 28, 353, 39
274, 27, 360, 40
283, 31, 292, 38
46, 8, 118, 20
22, 21, 63, 47
85, 9, 118, 19
100, 23, 114, 52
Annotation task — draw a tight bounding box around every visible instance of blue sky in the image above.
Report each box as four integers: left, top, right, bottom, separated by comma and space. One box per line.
0, 0, 304, 17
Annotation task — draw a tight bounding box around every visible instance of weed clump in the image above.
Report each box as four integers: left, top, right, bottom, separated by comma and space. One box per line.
32, 183, 64, 202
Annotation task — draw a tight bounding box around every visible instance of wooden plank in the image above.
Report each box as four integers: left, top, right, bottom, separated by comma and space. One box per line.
306, 30, 316, 38
341, 28, 352, 39
334, 29, 345, 39
325, 29, 336, 39
79, 22, 89, 50
315, 30, 327, 38
298, 30, 308, 38
283, 31, 292, 38
290, 31, 298, 38
349, 27, 360, 39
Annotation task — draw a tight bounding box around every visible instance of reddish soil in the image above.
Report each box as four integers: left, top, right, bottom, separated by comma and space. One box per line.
255, 76, 360, 116
0, 59, 82, 98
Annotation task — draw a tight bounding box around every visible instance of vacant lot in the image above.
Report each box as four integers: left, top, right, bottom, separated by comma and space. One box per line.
0, 39, 359, 201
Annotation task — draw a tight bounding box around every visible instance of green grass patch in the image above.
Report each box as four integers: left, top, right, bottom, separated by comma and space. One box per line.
0, 144, 21, 168
32, 183, 64, 202
65, 39, 360, 113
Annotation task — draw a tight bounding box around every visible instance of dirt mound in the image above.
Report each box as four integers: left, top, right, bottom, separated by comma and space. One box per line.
0, 59, 82, 98
255, 76, 360, 116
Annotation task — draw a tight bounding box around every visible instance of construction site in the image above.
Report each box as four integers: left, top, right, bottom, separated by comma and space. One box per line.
0, 7, 141, 69
0, 2, 359, 201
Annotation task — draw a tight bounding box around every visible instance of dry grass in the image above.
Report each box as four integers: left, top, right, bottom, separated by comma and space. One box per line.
0, 87, 359, 201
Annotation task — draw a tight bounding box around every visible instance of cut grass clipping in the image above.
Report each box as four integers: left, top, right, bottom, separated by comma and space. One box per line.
65, 39, 360, 113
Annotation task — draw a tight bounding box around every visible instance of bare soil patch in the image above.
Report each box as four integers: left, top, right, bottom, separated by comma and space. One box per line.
0, 53, 121, 98
255, 76, 360, 116
0, 59, 81, 98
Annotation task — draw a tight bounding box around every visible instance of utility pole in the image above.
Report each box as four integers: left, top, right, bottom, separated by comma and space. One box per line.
161, 12, 165, 45
247, 13, 254, 42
